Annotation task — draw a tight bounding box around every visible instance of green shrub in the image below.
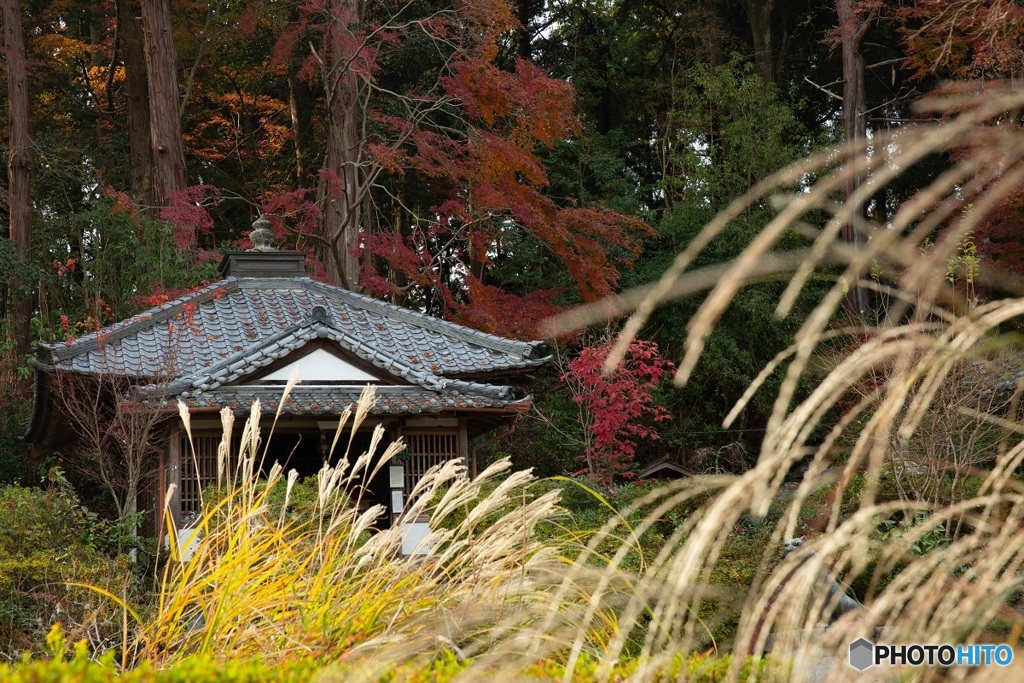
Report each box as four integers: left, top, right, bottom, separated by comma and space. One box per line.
201, 474, 323, 528
1, 627, 320, 682
0, 475, 141, 659
521, 652, 771, 682
0, 384, 30, 486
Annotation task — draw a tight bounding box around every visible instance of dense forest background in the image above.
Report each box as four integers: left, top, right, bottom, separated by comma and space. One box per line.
2, 0, 1023, 487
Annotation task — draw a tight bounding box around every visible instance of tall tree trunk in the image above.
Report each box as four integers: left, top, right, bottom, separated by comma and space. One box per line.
316, 0, 367, 291
119, 0, 152, 204
2, 0, 32, 358
140, 0, 186, 208
287, 74, 313, 184
837, 0, 875, 318
286, 0, 313, 186
515, 0, 536, 62
699, 0, 725, 70
741, 0, 781, 85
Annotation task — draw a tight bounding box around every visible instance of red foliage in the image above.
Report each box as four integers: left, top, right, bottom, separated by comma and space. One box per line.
430, 57, 649, 303
104, 188, 139, 218
130, 282, 213, 310
226, 188, 328, 276
974, 187, 1024, 276
452, 277, 566, 340
561, 338, 674, 484
52, 257, 76, 276
59, 314, 74, 343
59, 309, 106, 342
261, 188, 321, 239
359, 222, 568, 339
360, 53, 650, 338
237, 2, 260, 37
158, 185, 220, 250
825, 0, 885, 47
359, 229, 440, 297
911, 86, 1024, 280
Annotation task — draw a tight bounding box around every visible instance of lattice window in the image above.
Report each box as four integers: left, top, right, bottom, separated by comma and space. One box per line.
403, 431, 460, 500
179, 434, 228, 521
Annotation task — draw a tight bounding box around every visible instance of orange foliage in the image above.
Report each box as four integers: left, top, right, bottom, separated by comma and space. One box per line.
899, 0, 1024, 80
185, 92, 291, 166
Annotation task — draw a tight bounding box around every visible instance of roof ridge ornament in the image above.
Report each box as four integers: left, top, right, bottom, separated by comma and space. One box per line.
248, 215, 277, 252
310, 305, 330, 324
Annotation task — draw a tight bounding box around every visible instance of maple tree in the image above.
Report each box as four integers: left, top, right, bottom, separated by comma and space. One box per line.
247, 0, 650, 336
50, 366, 170, 521
560, 337, 674, 484
899, 0, 1024, 81
895, 2, 1024, 280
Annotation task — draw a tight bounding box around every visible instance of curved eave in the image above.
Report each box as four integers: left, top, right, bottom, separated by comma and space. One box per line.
23, 368, 53, 446
163, 384, 524, 416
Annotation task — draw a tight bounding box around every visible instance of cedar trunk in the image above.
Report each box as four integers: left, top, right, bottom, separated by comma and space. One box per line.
515, 0, 533, 62
316, 0, 367, 291
837, 0, 874, 318
2, 0, 32, 357
742, 0, 780, 85
140, 0, 186, 208
119, 0, 153, 204
287, 74, 313, 184
700, 0, 725, 69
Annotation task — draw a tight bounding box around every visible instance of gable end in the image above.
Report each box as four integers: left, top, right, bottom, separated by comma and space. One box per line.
232, 339, 409, 386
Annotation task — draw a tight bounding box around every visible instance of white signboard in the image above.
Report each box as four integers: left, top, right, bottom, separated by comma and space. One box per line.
389, 465, 404, 489
402, 521, 432, 555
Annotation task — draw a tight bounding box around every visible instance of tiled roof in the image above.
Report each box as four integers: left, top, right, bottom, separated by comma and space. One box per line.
34, 275, 549, 415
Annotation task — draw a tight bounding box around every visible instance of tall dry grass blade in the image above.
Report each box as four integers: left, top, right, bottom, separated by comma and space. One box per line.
524, 88, 1024, 683
217, 406, 234, 488
176, 400, 205, 512
327, 405, 353, 460
263, 370, 300, 462
602, 142, 859, 371
346, 385, 376, 454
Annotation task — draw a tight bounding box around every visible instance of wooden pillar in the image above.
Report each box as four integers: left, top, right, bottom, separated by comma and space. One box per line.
154, 443, 166, 543
389, 420, 406, 526
166, 424, 182, 531
458, 416, 470, 477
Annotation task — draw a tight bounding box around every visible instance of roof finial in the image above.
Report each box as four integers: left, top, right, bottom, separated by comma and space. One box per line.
249, 215, 277, 252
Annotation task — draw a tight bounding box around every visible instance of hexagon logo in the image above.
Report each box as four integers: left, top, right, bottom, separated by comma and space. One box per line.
849, 637, 875, 671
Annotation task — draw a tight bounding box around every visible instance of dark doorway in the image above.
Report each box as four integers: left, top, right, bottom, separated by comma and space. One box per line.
262, 429, 392, 526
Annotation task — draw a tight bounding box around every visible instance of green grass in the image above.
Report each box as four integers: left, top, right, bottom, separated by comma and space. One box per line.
3, 625, 776, 682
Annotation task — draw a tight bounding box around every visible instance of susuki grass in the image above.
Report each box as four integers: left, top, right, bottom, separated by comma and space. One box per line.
136, 384, 570, 673
119, 386, 738, 680
538, 87, 1024, 681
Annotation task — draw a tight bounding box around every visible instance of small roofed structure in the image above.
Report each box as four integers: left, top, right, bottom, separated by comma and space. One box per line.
638, 456, 689, 481
25, 219, 549, 544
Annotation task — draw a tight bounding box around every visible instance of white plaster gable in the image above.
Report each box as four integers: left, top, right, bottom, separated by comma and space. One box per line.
259, 348, 380, 383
